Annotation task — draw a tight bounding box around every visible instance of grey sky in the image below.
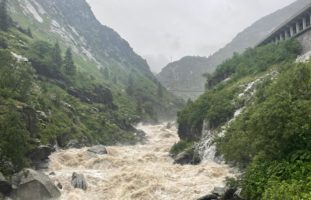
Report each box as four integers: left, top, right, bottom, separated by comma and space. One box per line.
86, 0, 296, 73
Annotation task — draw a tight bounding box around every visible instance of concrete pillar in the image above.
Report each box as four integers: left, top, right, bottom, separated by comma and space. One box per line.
296, 21, 300, 33
284, 30, 289, 39
279, 33, 283, 41
303, 17, 307, 29
290, 26, 295, 36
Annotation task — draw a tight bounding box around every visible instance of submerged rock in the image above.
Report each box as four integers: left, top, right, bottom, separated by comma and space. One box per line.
197, 194, 218, 200
198, 187, 244, 200
11, 168, 61, 200
87, 145, 108, 155
71, 172, 87, 191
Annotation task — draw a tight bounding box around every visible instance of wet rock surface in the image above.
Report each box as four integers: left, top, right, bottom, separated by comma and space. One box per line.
71, 172, 87, 191
87, 145, 108, 155
0, 173, 12, 196
28, 145, 55, 170
11, 168, 61, 200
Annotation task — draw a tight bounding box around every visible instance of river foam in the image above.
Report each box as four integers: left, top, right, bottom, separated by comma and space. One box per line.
47, 124, 233, 200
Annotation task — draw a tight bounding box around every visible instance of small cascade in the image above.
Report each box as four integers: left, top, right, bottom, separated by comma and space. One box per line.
196, 110, 243, 164
196, 75, 271, 163
196, 121, 216, 162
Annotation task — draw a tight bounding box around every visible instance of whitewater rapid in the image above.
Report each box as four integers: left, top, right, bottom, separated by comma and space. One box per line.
47, 124, 233, 200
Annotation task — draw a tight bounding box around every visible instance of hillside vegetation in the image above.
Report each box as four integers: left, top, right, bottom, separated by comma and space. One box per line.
175, 39, 311, 199
0, 0, 182, 176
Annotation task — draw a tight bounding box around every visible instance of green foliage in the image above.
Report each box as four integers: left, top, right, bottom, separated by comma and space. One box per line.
217, 59, 311, 199
177, 84, 237, 140
64, 48, 76, 76
51, 42, 62, 71
0, 50, 34, 101
100, 67, 109, 80
157, 82, 163, 98
177, 39, 307, 199
170, 140, 194, 156
206, 40, 302, 89
0, 110, 30, 175
218, 63, 311, 165
0, 36, 8, 48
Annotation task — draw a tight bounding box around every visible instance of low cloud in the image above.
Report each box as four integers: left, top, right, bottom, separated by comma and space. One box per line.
87, 0, 296, 72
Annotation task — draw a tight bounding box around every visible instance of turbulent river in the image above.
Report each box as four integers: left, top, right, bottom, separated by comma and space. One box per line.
47, 123, 233, 200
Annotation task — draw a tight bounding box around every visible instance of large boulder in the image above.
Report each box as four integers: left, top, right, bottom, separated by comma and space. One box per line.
212, 187, 226, 196
0, 172, 12, 197
71, 172, 87, 191
173, 148, 201, 165
11, 169, 61, 200
87, 145, 108, 155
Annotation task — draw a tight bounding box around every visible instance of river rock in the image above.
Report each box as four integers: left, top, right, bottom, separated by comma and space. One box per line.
173, 149, 201, 165
197, 194, 219, 200
11, 168, 61, 200
0, 172, 12, 196
212, 187, 226, 196
87, 145, 108, 155
28, 145, 55, 170
71, 172, 87, 190
65, 139, 81, 149
233, 188, 244, 200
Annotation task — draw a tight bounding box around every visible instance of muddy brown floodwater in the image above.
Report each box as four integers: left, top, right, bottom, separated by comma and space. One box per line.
47, 123, 233, 200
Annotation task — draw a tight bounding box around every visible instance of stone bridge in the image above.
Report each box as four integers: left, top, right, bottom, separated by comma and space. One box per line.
258, 3, 311, 54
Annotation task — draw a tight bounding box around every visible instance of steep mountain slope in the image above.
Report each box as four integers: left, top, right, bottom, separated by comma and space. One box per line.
0, 0, 184, 176
9, 0, 183, 121
157, 0, 311, 99
174, 39, 311, 199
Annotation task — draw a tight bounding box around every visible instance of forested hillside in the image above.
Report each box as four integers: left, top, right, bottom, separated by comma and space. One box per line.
174, 39, 311, 199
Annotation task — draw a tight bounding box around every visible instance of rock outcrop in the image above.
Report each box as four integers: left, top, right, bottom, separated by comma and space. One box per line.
11, 168, 61, 200
0, 173, 12, 197
28, 145, 55, 170
173, 148, 201, 165
71, 172, 87, 191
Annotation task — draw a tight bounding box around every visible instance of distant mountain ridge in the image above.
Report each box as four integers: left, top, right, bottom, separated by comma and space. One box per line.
157, 0, 311, 99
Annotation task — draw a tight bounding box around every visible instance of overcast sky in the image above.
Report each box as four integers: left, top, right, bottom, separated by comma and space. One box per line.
86, 0, 296, 73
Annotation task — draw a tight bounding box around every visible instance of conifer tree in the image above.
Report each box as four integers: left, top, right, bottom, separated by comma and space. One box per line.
104, 67, 109, 80
126, 73, 134, 94
51, 42, 62, 71
0, 0, 9, 31
64, 48, 76, 76
26, 27, 32, 38
157, 82, 163, 98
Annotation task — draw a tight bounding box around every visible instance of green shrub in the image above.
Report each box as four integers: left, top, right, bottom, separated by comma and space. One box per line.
0, 110, 30, 175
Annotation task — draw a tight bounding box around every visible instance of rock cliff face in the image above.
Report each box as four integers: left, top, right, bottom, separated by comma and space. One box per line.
157, 0, 311, 99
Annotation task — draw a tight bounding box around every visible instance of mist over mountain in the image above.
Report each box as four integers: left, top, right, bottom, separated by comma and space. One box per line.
157, 0, 311, 99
